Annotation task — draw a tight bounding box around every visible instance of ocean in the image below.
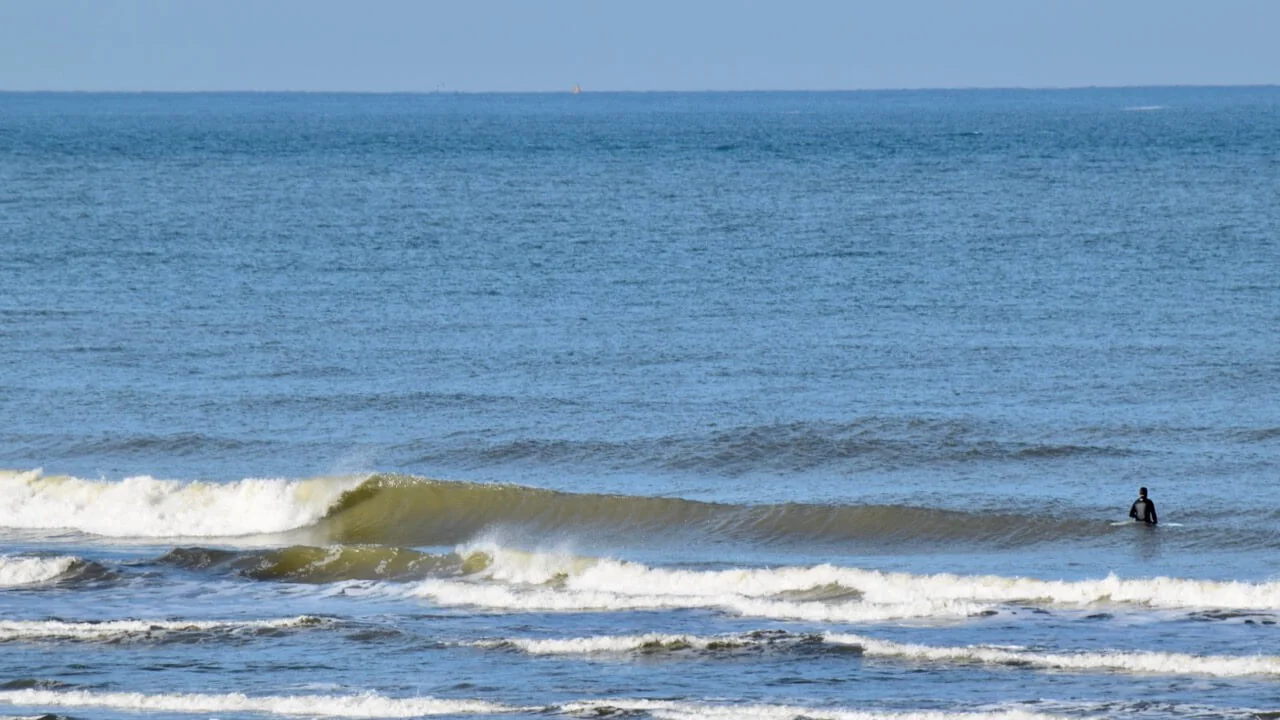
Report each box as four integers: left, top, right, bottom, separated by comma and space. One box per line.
1, 87, 1278, 720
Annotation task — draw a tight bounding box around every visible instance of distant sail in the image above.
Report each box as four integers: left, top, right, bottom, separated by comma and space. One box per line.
571, 84, 582, 95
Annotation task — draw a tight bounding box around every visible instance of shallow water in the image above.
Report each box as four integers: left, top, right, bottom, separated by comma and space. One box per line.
2, 88, 1279, 719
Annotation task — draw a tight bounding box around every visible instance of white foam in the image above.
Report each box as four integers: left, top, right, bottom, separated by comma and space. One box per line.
562, 699, 1063, 720
465, 545, 1280, 612
0, 469, 362, 538
411, 578, 989, 622
0, 688, 515, 717
0, 555, 79, 587
483, 633, 731, 655
0, 616, 325, 642
826, 633, 1280, 678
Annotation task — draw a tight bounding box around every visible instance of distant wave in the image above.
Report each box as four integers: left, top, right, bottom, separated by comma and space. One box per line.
0, 469, 1110, 548
423, 419, 1136, 475
484, 629, 1280, 677
0, 616, 326, 643
1122, 105, 1167, 112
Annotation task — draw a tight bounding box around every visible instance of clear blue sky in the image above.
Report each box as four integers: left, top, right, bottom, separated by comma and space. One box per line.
2, 0, 1277, 92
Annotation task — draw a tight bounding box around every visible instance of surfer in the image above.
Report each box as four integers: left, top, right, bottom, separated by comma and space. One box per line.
1128, 487, 1158, 525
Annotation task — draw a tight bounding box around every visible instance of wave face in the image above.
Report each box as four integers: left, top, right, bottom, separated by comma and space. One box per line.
310, 473, 1104, 549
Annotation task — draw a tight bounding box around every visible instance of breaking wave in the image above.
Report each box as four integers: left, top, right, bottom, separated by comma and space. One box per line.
0, 469, 1110, 548
0, 469, 361, 538
0, 555, 89, 588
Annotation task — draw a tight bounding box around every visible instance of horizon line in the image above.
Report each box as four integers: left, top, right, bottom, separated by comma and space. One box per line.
2, 83, 1277, 95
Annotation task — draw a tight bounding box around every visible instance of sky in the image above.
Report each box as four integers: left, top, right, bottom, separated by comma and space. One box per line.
1, 0, 1278, 92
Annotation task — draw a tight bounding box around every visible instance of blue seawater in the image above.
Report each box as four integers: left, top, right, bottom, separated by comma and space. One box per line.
1, 88, 1279, 720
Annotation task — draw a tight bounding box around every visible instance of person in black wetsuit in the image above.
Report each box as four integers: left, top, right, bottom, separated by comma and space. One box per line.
1129, 487, 1158, 525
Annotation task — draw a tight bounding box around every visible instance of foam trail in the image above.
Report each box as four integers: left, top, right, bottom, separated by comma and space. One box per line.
469, 545, 1280, 611
0, 616, 326, 642
488, 631, 1280, 677
411, 578, 990, 622
827, 633, 1280, 677
561, 699, 1064, 720
0, 469, 362, 538
0, 555, 79, 587
0, 689, 516, 718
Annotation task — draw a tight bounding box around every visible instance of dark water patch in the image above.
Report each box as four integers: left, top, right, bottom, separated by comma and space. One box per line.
57, 433, 271, 458
0, 679, 74, 691
156, 545, 469, 583
1234, 427, 1280, 443
1189, 610, 1279, 623
50, 559, 118, 588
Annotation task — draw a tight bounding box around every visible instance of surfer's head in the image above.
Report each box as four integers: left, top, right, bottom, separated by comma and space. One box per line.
1138, 487, 1147, 498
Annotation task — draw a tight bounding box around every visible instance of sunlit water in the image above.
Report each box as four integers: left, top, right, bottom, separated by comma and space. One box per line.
2, 88, 1279, 720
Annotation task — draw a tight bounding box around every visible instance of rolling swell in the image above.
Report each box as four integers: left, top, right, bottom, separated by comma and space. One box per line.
307, 473, 1103, 549
0, 468, 1116, 548
417, 419, 1136, 475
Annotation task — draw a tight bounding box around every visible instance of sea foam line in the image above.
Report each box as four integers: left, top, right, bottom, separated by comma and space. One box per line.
0, 689, 516, 718
0, 469, 362, 538
0, 616, 326, 642
464, 544, 1280, 612
0, 689, 1064, 720
410, 578, 990, 622
0, 555, 80, 588
825, 632, 1280, 678
560, 699, 1064, 720
484, 631, 1280, 678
